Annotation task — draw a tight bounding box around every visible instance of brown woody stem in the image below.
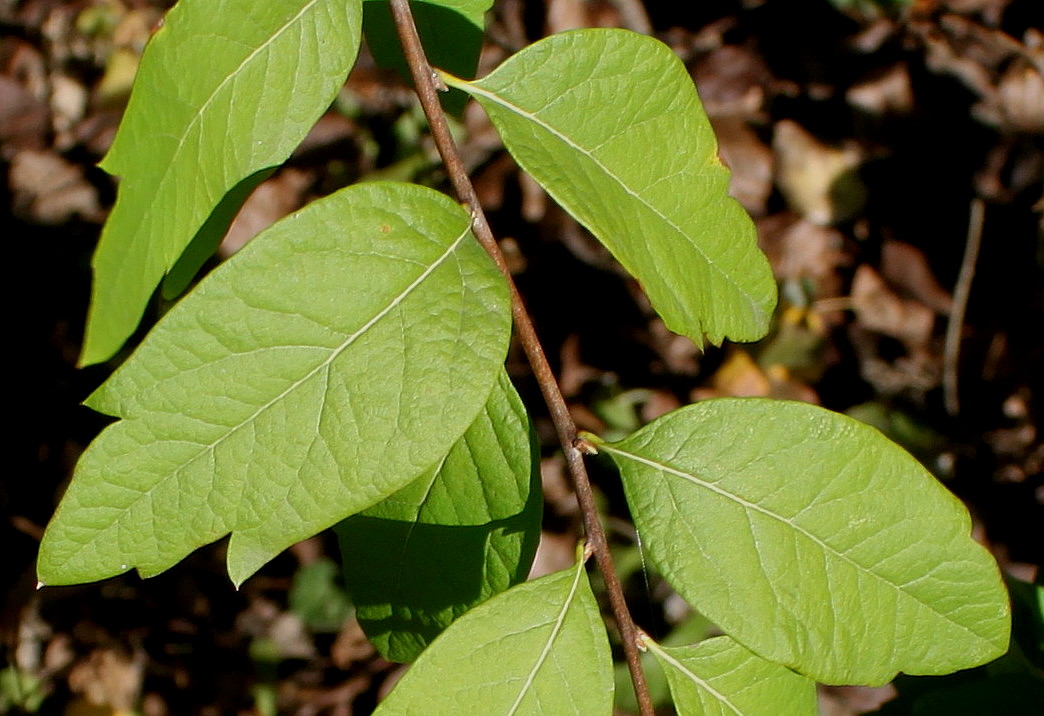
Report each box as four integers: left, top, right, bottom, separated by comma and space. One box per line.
387, 2, 654, 713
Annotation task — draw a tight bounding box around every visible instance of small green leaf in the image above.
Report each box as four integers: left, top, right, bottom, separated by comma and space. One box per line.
373, 553, 613, 715
600, 398, 1010, 685
647, 635, 817, 716
444, 29, 776, 348
289, 558, 352, 632
39, 182, 511, 587
336, 369, 541, 662
82, 0, 363, 365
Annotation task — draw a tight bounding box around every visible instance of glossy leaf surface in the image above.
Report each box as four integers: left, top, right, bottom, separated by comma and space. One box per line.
600, 398, 1010, 684
647, 636, 816, 716
39, 182, 511, 587
82, 0, 363, 364
374, 554, 613, 714
336, 370, 541, 662
445, 29, 776, 348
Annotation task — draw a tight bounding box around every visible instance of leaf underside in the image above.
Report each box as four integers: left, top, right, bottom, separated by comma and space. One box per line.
446, 29, 777, 348
82, 0, 364, 365
373, 556, 614, 715
336, 369, 542, 663
604, 398, 1010, 685
39, 182, 511, 588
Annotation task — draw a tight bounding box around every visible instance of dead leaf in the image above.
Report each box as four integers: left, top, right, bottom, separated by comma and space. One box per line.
66, 648, 143, 713
773, 120, 866, 225
8, 148, 103, 224
851, 264, 937, 350
546, 0, 618, 33
330, 619, 375, 671
975, 59, 1044, 132
693, 45, 771, 119
847, 63, 914, 116
880, 240, 954, 314
712, 115, 774, 215
0, 75, 49, 156
219, 168, 311, 256
528, 531, 578, 579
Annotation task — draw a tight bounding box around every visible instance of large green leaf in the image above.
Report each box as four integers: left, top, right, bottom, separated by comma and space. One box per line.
373, 553, 613, 715
336, 369, 541, 662
38, 182, 511, 587
646, 635, 816, 716
596, 399, 1010, 685
82, 0, 363, 366
443, 29, 776, 348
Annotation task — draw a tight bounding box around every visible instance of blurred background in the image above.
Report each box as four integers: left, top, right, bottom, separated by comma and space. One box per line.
2, 0, 1041, 713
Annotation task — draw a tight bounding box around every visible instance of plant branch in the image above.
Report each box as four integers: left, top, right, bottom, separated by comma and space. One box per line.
388, 2, 654, 713
943, 197, 984, 416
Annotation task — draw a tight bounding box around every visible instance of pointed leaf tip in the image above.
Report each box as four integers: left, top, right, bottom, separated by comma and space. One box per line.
606, 398, 1011, 684
447, 29, 777, 347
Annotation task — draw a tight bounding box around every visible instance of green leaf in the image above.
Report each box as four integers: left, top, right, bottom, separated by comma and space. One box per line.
336, 369, 542, 662
373, 553, 613, 715
444, 29, 776, 348
82, 0, 364, 365
38, 182, 511, 587
363, 0, 491, 114
646, 635, 817, 716
289, 558, 352, 633
598, 398, 1011, 685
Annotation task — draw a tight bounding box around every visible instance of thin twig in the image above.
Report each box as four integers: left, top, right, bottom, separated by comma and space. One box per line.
943, 198, 985, 416
387, 2, 654, 713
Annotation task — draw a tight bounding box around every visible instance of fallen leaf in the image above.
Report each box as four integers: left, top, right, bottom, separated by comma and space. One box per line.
851, 264, 937, 350
847, 63, 914, 116
881, 239, 953, 314
8, 149, 103, 224
773, 119, 866, 225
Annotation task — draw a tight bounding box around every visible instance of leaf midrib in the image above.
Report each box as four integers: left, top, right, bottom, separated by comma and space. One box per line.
460, 78, 766, 328
506, 561, 586, 715
104, 0, 329, 297
74, 224, 471, 567
603, 443, 994, 645
647, 641, 743, 716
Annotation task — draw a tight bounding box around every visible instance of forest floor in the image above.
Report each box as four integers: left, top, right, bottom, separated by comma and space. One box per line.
2, 0, 1042, 714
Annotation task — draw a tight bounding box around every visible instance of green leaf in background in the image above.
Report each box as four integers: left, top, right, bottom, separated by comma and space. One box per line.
443, 29, 777, 348
38, 182, 511, 587
336, 369, 542, 662
597, 398, 1010, 685
289, 558, 352, 633
646, 635, 817, 716
81, 0, 363, 365
373, 552, 613, 715
363, 0, 491, 114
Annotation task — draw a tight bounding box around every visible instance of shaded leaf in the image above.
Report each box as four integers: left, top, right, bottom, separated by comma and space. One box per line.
363, 0, 491, 114
39, 182, 511, 587
647, 635, 816, 716
444, 29, 776, 348
373, 553, 613, 715
82, 0, 363, 365
598, 398, 1010, 684
336, 369, 541, 662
